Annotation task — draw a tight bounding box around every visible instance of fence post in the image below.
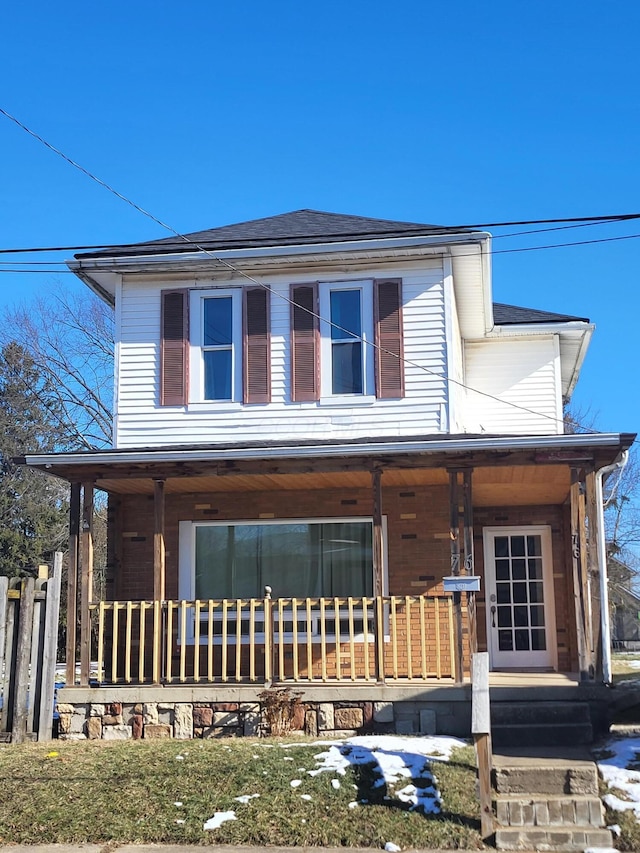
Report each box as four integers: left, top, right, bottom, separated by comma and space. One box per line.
11, 578, 35, 744
0, 577, 8, 735
38, 553, 63, 740
472, 652, 494, 842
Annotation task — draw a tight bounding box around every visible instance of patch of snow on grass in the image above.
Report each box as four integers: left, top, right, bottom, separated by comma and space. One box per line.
384, 842, 401, 852
234, 794, 260, 804
301, 794, 312, 801
290, 779, 302, 788
308, 734, 465, 815
331, 779, 341, 789
596, 736, 640, 819
203, 810, 237, 830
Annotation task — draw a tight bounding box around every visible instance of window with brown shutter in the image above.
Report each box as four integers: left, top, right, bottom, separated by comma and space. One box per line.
290, 283, 319, 402
160, 289, 189, 406
374, 278, 404, 399
243, 286, 271, 403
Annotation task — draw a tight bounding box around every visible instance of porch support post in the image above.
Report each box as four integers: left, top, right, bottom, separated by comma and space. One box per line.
153, 479, 166, 602
449, 469, 464, 682
585, 468, 603, 680
65, 482, 81, 686
570, 469, 591, 679
371, 467, 385, 684
371, 467, 384, 597
79, 482, 94, 687
463, 469, 477, 655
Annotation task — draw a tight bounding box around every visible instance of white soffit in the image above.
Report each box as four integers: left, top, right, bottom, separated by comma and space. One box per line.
450, 239, 491, 338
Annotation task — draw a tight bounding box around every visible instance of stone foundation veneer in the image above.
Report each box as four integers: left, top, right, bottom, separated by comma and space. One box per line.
55, 698, 460, 740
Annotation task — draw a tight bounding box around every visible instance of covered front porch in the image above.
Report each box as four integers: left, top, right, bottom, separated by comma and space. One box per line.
25, 432, 634, 703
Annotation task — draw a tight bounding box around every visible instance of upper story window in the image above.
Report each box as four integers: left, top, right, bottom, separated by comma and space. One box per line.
292, 278, 404, 403
320, 282, 374, 398
194, 290, 242, 402
160, 287, 270, 407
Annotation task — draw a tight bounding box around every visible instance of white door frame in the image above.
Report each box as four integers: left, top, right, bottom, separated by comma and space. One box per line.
483, 525, 558, 671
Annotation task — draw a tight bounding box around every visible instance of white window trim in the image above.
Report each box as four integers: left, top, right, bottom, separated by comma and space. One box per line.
482, 525, 558, 671
178, 516, 388, 644
319, 280, 375, 401
189, 288, 243, 404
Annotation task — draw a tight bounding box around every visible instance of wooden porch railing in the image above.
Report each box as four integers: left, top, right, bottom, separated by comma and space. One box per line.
83, 595, 457, 686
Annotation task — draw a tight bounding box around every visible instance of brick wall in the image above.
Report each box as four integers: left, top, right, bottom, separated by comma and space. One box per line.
108, 485, 575, 673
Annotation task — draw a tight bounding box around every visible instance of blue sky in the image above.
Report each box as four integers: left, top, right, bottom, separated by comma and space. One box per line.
1, 0, 639, 436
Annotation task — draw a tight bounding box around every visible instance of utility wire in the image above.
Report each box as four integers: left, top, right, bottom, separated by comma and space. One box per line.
0, 104, 631, 436
0, 213, 639, 257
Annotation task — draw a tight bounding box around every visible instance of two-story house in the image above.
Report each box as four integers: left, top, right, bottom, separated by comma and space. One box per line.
23, 210, 634, 741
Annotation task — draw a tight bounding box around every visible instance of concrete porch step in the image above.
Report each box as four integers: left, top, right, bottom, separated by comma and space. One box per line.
491, 701, 591, 726
494, 825, 613, 851
493, 747, 600, 795
491, 701, 594, 747
495, 794, 604, 827
492, 721, 593, 748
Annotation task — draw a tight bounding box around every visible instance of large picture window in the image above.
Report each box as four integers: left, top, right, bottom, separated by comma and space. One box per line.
193, 519, 373, 600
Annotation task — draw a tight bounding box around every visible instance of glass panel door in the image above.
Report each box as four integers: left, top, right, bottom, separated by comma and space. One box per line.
484, 527, 556, 670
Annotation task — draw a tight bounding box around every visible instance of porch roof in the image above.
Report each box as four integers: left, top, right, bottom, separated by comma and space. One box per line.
20, 432, 635, 504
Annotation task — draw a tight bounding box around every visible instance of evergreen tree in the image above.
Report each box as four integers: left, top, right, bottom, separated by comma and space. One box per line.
0, 342, 69, 576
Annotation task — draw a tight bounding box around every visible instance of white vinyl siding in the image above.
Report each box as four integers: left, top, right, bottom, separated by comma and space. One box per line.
114, 261, 449, 447
463, 336, 562, 435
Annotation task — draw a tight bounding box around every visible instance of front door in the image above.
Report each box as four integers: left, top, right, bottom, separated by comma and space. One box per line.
483, 526, 557, 670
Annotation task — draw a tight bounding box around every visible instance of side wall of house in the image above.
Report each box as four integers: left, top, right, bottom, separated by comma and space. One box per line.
108, 486, 576, 673
115, 260, 449, 447
463, 335, 563, 435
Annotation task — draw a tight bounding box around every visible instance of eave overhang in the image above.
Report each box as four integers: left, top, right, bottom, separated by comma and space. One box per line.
19, 432, 636, 492
67, 232, 490, 306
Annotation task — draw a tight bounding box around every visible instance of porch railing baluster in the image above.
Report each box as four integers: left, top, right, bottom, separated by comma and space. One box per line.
249, 598, 256, 682
362, 596, 370, 681
348, 597, 356, 681
96, 602, 105, 684
235, 599, 242, 682
305, 598, 313, 679
277, 598, 285, 681
376, 595, 385, 682
292, 598, 299, 681
86, 593, 461, 688
390, 596, 398, 679
334, 597, 342, 681
179, 601, 187, 683
164, 600, 172, 683
221, 599, 228, 682
125, 602, 133, 684
112, 602, 119, 683
194, 599, 201, 683
405, 596, 413, 680
447, 597, 456, 681
139, 602, 146, 683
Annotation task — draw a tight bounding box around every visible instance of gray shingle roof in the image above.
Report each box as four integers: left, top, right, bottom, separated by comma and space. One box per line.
493, 302, 590, 325
75, 209, 475, 259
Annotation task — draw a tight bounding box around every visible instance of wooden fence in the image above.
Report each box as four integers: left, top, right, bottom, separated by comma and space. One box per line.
85, 594, 457, 686
0, 554, 62, 743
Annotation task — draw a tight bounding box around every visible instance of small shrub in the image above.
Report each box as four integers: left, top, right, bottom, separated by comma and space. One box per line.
257, 686, 302, 736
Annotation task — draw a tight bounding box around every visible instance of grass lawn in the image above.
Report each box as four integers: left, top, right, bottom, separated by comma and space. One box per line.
612, 653, 640, 686
0, 737, 484, 849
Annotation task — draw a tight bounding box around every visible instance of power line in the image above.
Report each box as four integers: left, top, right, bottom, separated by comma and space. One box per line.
0, 104, 626, 435
0, 213, 639, 257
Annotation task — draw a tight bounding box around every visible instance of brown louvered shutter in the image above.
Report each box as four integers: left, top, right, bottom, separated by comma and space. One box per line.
243, 287, 271, 403
160, 289, 189, 406
290, 283, 319, 402
374, 278, 404, 399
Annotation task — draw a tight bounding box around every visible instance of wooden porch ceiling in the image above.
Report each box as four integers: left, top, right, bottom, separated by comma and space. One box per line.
95, 464, 571, 506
